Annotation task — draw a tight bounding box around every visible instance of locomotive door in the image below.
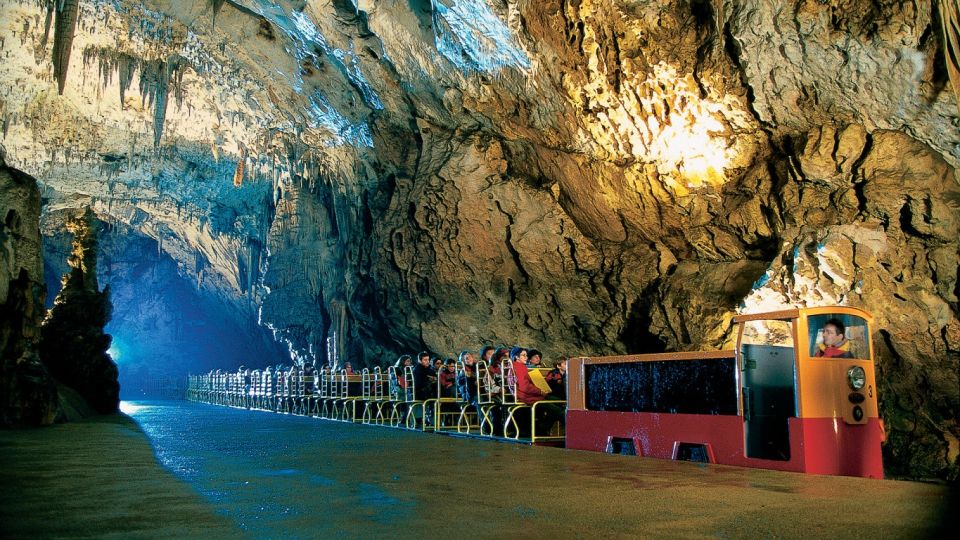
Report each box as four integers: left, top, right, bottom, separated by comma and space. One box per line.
739, 318, 798, 461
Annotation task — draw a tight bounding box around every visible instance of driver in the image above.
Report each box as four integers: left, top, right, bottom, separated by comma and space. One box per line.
815, 318, 853, 358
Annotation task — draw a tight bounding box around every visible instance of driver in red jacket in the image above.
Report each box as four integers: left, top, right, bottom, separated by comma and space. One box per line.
815, 318, 854, 358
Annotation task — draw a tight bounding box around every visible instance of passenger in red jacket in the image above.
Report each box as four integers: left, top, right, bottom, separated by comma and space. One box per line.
438, 359, 457, 398
511, 348, 548, 405
510, 347, 564, 435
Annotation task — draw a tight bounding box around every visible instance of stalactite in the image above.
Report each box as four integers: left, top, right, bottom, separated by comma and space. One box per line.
131, 55, 186, 147
152, 64, 168, 148
247, 242, 256, 294
52, 0, 80, 95
939, 0, 960, 115
81, 47, 137, 105
168, 57, 186, 109
210, 0, 227, 26
233, 147, 246, 187
37, 3, 54, 64
117, 54, 135, 106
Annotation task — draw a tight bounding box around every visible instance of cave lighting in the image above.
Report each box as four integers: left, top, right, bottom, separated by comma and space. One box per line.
642, 63, 733, 193
118, 401, 149, 415
738, 240, 852, 319
738, 286, 821, 319
107, 343, 122, 363
587, 61, 739, 195
650, 108, 729, 190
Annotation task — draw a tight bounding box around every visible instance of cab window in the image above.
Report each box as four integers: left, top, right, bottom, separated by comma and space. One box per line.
739, 319, 795, 373
807, 314, 870, 360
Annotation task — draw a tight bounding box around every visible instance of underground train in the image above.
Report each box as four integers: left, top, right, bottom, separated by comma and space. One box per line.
188, 306, 884, 479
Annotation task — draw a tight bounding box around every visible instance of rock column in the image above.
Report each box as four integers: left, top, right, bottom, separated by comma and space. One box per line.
0, 158, 58, 425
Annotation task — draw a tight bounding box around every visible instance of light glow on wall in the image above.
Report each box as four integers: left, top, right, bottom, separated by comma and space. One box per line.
639, 64, 733, 193
573, 60, 749, 196
107, 343, 122, 363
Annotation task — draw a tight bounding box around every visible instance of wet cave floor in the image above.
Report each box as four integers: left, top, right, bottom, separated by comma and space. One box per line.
0, 400, 954, 539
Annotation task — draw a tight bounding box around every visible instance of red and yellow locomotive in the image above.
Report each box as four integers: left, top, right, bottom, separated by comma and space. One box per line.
566, 306, 884, 478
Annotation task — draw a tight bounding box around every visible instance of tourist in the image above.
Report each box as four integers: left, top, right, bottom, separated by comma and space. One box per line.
527, 349, 543, 368
413, 352, 436, 401
391, 355, 412, 400
486, 347, 510, 397
479, 346, 495, 366
546, 357, 567, 400
438, 359, 457, 398
239, 365, 250, 395
510, 347, 564, 435
303, 361, 315, 393
457, 350, 478, 405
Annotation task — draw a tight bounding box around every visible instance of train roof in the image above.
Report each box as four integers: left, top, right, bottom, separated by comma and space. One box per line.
733, 305, 872, 323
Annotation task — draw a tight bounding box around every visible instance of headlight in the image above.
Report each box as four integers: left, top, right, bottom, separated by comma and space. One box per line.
847, 366, 866, 390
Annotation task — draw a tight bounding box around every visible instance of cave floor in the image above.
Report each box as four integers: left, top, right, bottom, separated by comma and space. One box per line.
0, 401, 953, 539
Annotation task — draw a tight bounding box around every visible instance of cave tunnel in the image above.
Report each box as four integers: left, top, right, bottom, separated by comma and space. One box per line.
42, 221, 289, 399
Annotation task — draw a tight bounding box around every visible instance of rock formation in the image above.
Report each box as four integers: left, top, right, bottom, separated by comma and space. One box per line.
40, 207, 119, 414
0, 1, 955, 478
0, 157, 58, 425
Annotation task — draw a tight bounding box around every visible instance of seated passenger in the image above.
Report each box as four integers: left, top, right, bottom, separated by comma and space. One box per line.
240, 366, 251, 393
433, 358, 443, 373
391, 355, 412, 399
413, 352, 437, 401
457, 350, 478, 404
511, 347, 565, 434
526, 349, 544, 369
438, 359, 457, 398
510, 348, 554, 405
479, 346, 495, 365
303, 361, 316, 393
815, 318, 854, 358
545, 357, 567, 400
486, 347, 510, 397
492, 347, 510, 369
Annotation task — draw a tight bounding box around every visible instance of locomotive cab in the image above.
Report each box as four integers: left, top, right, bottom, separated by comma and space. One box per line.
735, 306, 883, 477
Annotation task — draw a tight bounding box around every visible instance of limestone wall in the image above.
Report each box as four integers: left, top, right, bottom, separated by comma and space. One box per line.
0, 158, 58, 425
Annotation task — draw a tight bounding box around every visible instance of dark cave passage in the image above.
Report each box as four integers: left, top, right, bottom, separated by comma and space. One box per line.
43, 224, 289, 398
